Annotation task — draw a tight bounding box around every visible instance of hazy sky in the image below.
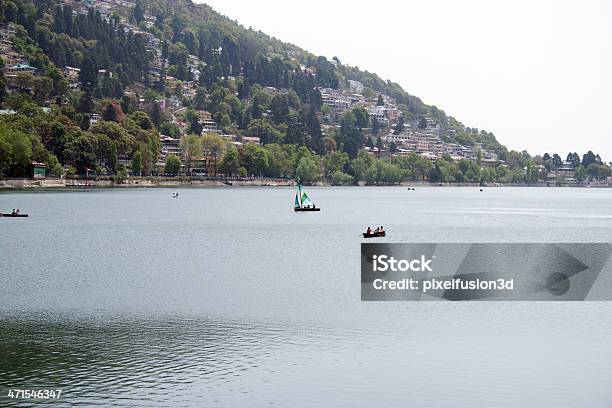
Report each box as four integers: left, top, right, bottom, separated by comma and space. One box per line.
199, 0, 612, 160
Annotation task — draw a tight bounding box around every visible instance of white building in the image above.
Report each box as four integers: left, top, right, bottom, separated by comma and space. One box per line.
348, 80, 364, 94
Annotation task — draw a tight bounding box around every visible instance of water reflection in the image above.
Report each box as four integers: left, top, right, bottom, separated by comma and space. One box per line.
1, 313, 386, 407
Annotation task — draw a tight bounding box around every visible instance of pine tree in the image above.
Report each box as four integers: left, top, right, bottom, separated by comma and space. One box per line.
132, 0, 145, 23
372, 117, 380, 136
151, 103, 162, 129
79, 55, 98, 92
109, 141, 118, 174
394, 116, 404, 135
77, 90, 94, 113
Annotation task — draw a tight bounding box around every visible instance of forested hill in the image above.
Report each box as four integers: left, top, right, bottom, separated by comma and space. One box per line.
137, 0, 489, 137
0, 0, 609, 185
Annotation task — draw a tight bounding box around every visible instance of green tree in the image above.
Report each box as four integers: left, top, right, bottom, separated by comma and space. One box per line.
575, 166, 586, 182
132, 0, 145, 23
296, 156, 320, 184
351, 150, 374, 182
324, 151, 349, 178
352, 106, 369, 130
372, 117, 380, 136
219, 146, 240, 176
394, 116, 405, 135
202, 133, 225, 175
331, 171, 353, 186
131, 150, 143, 176
180, 134, 202, 175
109, 141, 118, 175
164, 155, 181, 175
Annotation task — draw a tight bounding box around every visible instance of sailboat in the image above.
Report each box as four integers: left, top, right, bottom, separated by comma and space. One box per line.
294, 182, 320, 212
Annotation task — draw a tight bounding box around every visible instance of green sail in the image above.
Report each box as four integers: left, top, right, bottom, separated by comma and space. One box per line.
294, 193, 300, 208
301, 193, 313, 206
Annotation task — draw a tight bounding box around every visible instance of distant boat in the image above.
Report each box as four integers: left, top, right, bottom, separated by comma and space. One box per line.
172, 192, 179, 198
1, 213, 28, 218
294, 182, 320, 212
363, 230, 386, 238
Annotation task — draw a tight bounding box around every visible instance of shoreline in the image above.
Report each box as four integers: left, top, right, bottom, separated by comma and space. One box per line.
1, 177, 610, 190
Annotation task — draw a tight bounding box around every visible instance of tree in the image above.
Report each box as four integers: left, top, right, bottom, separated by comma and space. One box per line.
323, 136, 337, 154
418, 116, 427, 130
90, 121, 134, 156
219, 146, 240, 176
351, 150, 374, 182
581, 151, 598, 168
150, 103, 162, 129
33, 76, 53, 103
129, 111, 154, 130
352, 106, 369, 130
394, 116, 405, 135
567, 152, 581, 168
109, 141, 118, 175
247, 119, 282, 145
543, 153, 552, 171
180, 134, 202, 175
15, 72, 35, 92
270, 94, 289, 124
331, 171, 353, 186
376, 136, 384, 152
132, 0, 145, 23
366, 136, 374, 149
296, 156, 320, 184
131, 150, 143, 176
372, 117, 380, 136
64, 132, 97, 175
324, 151, 349, 177
101, 101, 125, 122
0, 59, 6, 104
0, 126, 32, 177
165, 155, 181, 175
193, 87, 207, 110
202, 133, 225, 175
575, 166, 586, 182
121, 95, 137, 114
79, 55, 98, 92
551, 154, 563, 169
339, 110, 362, 159
77, 90, 94, 114
240, 144, 269, 176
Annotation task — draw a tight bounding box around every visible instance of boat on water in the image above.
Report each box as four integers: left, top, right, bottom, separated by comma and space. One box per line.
294, 182, 320, 212
172, 192, 179, 198
1, 213, 28, 218
363, 231, 385, 238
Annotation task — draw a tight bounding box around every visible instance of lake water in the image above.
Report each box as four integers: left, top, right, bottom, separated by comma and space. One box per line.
1, 187, 612, 407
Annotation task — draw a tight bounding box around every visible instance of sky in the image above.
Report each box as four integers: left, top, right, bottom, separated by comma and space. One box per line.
198, 0, 612, 161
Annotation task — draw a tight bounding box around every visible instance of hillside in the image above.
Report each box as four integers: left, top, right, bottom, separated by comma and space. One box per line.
0, 0, 609, 185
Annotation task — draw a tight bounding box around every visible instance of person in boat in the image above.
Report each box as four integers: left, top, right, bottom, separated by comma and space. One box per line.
11, 209, 16, 215
379, 226, 385, 234
366, 226, 372, 235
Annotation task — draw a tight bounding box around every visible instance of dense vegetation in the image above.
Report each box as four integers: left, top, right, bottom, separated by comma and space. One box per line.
0, 0, 609, 185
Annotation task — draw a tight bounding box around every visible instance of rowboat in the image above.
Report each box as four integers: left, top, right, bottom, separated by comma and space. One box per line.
363, 231, 385, 238
0, 213, 29, 218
